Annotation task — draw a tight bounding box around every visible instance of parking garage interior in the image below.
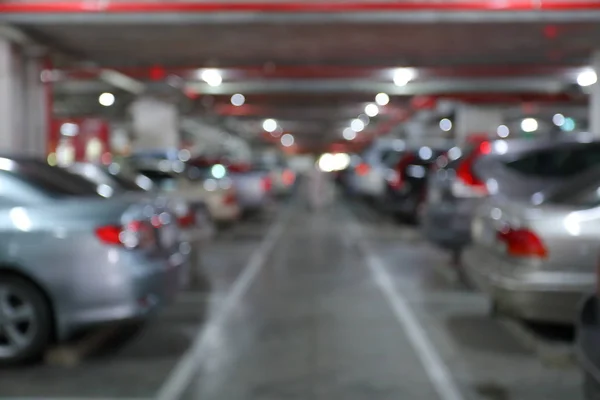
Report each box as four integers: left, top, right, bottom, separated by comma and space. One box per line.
2, 2, 600, 400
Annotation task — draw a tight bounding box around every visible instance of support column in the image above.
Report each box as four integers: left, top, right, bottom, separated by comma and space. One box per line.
589, 51, 600, 136
454, 105, 503, 145
0, 39, 48, 156
130, 97, 179, 152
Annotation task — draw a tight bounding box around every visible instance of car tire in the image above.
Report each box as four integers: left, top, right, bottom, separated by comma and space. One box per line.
0, 275, 52, 365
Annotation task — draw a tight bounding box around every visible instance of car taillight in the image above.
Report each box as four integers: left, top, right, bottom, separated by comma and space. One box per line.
496, 227, 547, 259
95, 220, 156, 249
223, 191, 237, 205
356, 163, 370, 176
177, 211, 196, 228
262, 176, 272, 192
282, 169, 295, 186
453, 141, 490, 197
389, 154, 416, 190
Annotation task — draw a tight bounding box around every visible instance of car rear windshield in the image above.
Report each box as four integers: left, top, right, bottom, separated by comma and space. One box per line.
504, 143, 600, 178
8, 160, 102, 198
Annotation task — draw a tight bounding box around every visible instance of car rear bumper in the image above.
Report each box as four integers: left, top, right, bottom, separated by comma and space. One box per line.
58, 250, 189, 340
464, 246, 593, 324
210, 204, 241, 222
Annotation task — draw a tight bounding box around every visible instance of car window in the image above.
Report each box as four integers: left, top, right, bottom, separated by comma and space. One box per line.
138, 169, 179, 191
4, 161, 101, 199
505, 144, 600, 177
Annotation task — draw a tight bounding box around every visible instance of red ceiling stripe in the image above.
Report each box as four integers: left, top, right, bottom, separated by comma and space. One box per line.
1, 1, 600, 13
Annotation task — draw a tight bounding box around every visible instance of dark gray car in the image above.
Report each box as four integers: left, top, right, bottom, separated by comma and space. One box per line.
423, 135, 600, 255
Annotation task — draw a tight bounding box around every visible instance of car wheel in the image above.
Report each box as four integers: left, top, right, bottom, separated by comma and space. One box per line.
0, 276, 52, 365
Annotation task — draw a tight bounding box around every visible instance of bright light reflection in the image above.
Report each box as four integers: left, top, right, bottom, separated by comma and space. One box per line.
231, 93, 245, 106
418, 146, 433, 160
394, 68, 415, 86
10, 207, 31, 232
521, 118, 538, 133
365, 103, 379, 117
553, 113, 565, 127
577, 69, 597, 87
497, 125, 509, 138
200, 69, 222, 87
211, 164, 227, 179
448, 147, 462, 160
351, 119, 365, 132
263, 118, 277, 133
375, 93, 390, 106
439, 118, 452, 132
343, 127, 356, 141
99, 92, 115, 107
494, 140, 508, 155
281, 133, 294, 147
203, 179, 218, 191
97, 184, 114, 198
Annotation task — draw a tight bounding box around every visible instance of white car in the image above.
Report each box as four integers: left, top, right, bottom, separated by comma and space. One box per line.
346, 138, 406, 198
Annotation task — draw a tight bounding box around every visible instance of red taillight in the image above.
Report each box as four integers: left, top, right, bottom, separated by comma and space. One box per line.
95, 225, 122, 245
223, 191, 237, 205
177, 212, 196, 228
356, 163, 370, 176
496, 228, 547, 258
262, 176, 272, 192
282, 169, 295, 186
389, 154, 416, 190
96, 220, 156, 249
456, 141, 489, 190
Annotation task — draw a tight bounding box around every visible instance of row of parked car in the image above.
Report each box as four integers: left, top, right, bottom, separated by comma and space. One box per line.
341, 134, 600, 398
0, 151, 296, 365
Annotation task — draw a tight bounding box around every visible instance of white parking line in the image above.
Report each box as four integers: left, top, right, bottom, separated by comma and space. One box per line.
349, 219, 466, 400
155, 204, 292, 400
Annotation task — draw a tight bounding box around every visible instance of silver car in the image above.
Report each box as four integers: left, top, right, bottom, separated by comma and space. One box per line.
67, 162, 215, 241
423, 135, 600, 256
463, 168, 600, 323
0, 158, 189, 364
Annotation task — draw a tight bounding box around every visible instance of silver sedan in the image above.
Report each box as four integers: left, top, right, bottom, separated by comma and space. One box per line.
463, 168, 600, 324
0, 157, 189, 364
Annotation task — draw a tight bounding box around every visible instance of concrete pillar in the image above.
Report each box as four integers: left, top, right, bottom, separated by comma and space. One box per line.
455, 105, 503, 144
589, 51, 600, 136
0, 39, 48, 156
129, 97, 179, 151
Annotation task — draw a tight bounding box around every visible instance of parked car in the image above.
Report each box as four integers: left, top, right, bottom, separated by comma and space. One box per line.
377, 146, 446, 222
0, 157, 188, 364
188, 158, 272, 213
130, 159, 241, 225
254, 155, 296, 197
345, 138, 407, 198
423, 136, 600, 256
463, 167, 600, 323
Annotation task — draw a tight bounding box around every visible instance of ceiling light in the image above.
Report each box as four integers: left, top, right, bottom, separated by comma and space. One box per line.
231, 93, 245, 107
200, 69, 222, 87
577, 69, 597, 87
262, 118, 277, 133
439, 118, 452, 132
99, 92, 115, 107
521, 118, 538, 133
375, 93, 389, 106
553, 113, 565, 127
281, 133, 294, 147
393, 68, 415, 86
350, 119, 365, 132
343, 127, 356, 141
365, 103, 379, 117
497, 125, 509, 138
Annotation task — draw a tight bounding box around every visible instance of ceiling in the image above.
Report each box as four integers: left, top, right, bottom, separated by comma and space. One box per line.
7, 1, 600, 149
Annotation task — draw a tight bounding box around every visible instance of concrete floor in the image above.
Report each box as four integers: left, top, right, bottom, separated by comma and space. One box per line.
0, 196, 584, 400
